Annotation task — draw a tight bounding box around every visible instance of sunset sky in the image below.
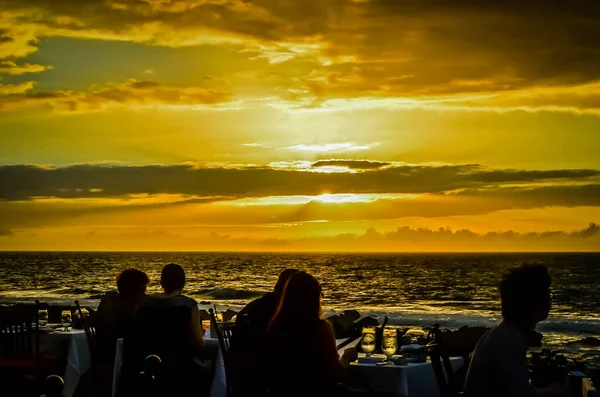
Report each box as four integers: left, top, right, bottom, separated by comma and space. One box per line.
1, 0, 600, 251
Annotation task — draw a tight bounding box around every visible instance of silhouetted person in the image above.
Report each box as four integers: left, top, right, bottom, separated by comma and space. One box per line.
265, 271, 357, 397
136, 264, 204, 354
237, 268, 299, 332
125, 264, 208, 395
464, 264, 567, 397
96, 268, 149, 360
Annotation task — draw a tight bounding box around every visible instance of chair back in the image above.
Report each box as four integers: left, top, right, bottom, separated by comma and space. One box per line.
210, 309, 270, 397
40, 375, 65, 397
0, 304, 39, 360
136, 355, 162, 397
209, 308, 236, 397
75, 300, 98, 365
132, 301, 192, 364
429, 324, 489, 397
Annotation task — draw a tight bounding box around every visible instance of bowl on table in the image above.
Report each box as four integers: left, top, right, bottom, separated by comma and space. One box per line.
400, 344, 428, 363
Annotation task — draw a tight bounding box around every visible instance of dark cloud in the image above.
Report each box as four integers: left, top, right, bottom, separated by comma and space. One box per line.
0, 163, 598, 201
453, 184, 600, 209
573, 222, 600, 238
464, 169, 600, 183
311, 160, 390, 169
1, 183, 600, 229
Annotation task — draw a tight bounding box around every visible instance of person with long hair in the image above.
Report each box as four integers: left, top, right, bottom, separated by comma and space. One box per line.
237, 268, 299, 333
266, 271, 357, 397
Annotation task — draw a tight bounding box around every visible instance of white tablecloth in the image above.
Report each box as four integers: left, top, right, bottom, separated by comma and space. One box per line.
337, 336, 464, 397
348, 354, 464, 397
40, 329, 90, 397
210, 338, 226, 397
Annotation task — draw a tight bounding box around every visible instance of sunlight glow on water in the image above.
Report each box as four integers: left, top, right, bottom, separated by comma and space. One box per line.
0, 252, 598, 361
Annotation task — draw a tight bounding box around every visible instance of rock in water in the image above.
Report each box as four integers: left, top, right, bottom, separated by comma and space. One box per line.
222, 309, 238, 322
580, 336, 600, 346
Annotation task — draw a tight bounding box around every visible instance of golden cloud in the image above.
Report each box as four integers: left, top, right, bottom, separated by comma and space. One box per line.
0, 79, 232, 112
0, 81, 35, 95
1, 1, 600, 113
0, 61, 53, 75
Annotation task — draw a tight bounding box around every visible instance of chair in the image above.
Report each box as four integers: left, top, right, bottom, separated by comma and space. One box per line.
40, 375, 65, 397
136, 355, 162, 397
210, 308, 270, 397
209, 308, 236, 397
0, 303, 59, 396
121, 300, 209, 397
74, 301, 97, 365
428, 324, 489, 397
73, 301, 115, 397
0, 304, 41, 374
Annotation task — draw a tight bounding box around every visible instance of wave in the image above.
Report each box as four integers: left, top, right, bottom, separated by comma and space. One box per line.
64, 288, 106, 295
351, 309, 600, 335
191, 288, 263, 300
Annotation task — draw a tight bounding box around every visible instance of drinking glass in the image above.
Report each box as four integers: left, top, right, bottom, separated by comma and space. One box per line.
38, 309, 48, 327
61, 310, 72, 331
381, 328, 398, 365
361, 326, 376, 357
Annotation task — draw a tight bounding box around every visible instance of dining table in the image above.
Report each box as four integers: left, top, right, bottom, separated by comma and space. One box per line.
347, 354, 463, 397
39, 326, 91, 397
338, 337, 464, 397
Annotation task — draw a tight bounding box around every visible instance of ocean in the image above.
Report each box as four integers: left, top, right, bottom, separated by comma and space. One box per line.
1, 252, 599, 363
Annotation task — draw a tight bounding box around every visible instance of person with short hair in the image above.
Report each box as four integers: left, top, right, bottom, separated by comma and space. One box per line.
126, 264, 209, 394
96, 268, 149, 360
463, 264, 566, 397
236, 268, 299, 333
136, 263, 205, 353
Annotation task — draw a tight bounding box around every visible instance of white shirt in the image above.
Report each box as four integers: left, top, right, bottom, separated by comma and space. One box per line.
464, 320, 538, 397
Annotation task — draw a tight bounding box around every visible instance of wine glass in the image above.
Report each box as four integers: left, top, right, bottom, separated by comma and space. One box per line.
61, 310, 72, 332
381, 328, 398, 365
38, 309, 48, 327
361, 326, 376, 357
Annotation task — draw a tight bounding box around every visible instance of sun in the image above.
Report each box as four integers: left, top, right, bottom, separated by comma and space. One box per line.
312, 193, 369, 204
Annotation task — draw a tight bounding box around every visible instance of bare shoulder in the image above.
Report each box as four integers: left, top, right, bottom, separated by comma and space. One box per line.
319, 319, 336, 335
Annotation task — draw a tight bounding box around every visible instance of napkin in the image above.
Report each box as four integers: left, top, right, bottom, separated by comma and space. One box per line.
400, 344, 424, 351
